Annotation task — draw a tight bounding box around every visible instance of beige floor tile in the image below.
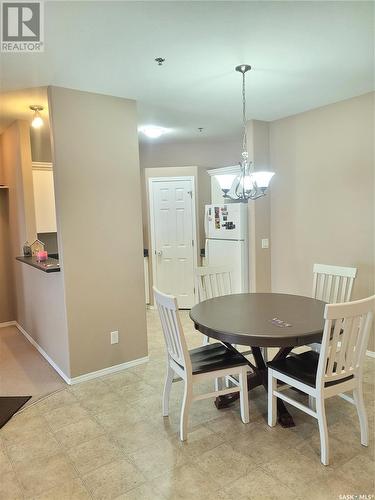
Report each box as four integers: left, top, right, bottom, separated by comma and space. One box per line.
36, 389, 78, 411
296, 469, 368, 500
45, 402, 91, 431
101, 371, 140, 391
0, 413, 49, 446
114, 382, 156, 402
218, 467, 297, 500
70, 379, 110, 400
0, 446, 13, 474
6, 431, 60, 465
94, 405, 142, 432
172, 425, 226, 460
150, 462, 221, 500
53, 416, 105, 449
82, 458, 145, 500
337, 453, 375, 492
110, 418, 168, 454
195, 442, 259, 486
0, 325, 66, 398
128, 437, 189, 479
115, 482, 166, 500
66, 435, 122, 475
15, 453, 77, 497
0, 470, 24, 499
1, 311, 373, 500
79, 390, 124, 415
261, 446, 332, 493
31, 478, 91, 500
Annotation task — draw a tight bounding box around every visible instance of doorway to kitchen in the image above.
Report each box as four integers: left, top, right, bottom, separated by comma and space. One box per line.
149, 176, 197, 308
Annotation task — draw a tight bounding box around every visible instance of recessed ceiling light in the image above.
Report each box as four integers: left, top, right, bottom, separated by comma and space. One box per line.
139, 125, 169, 139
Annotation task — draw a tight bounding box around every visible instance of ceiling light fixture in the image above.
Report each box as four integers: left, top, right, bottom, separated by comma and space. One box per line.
216, 65, 274, 202
29, 105, 44, 128
139, 125, 168, 139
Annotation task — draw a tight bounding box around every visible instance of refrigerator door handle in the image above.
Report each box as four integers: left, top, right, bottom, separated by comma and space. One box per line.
204, 206, 209, 238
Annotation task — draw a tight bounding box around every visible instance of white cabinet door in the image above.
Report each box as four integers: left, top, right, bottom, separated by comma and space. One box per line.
32, 168, 57, 233
151, 179, 195, 308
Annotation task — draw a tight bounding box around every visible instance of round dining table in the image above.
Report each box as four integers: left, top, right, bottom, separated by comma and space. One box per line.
190, 292, 326, 427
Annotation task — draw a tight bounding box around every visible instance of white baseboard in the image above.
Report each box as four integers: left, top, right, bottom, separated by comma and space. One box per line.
15, 322, 71, 384
69, 356, 149, 385
0, 321, 16, 328
14, 322, 149, 385
366, 350, 375, 359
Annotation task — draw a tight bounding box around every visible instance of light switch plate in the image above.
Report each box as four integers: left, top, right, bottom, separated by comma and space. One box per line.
261, 238, 269, 249
110, 331, 119, 344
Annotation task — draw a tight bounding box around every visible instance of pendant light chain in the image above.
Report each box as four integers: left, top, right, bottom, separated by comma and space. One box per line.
242, 71, 247, 155
217, 64, 274, 202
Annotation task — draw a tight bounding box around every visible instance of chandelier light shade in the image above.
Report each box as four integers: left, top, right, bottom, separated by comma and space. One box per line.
217, 65, 275, 202
215, 174, 236, 196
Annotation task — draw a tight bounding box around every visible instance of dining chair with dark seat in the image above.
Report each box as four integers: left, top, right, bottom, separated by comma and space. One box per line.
154, 286, 250, 441
267, 295, 374, 465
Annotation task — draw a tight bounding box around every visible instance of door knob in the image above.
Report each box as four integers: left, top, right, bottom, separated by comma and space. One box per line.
157, 250, 163, 256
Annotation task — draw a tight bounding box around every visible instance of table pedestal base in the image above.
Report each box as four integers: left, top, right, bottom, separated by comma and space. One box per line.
215, 345, 295, 428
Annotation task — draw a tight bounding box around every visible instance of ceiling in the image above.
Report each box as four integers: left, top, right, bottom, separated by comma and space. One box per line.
0, 1, 373, 141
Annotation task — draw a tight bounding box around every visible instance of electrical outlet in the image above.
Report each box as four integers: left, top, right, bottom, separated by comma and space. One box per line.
261, 238, 269, 249
110, 330, 119, 344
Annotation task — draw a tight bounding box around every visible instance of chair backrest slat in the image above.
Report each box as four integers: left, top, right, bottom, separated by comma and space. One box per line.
153, 287, 191, 372
317, 296, 374, 388
195, 266, 233, 303
312, 264, 357, 304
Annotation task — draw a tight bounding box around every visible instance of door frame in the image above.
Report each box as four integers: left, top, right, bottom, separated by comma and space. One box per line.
148, 176, 198, 307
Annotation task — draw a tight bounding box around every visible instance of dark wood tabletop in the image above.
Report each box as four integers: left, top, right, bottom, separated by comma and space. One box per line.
190, 292, 326, 347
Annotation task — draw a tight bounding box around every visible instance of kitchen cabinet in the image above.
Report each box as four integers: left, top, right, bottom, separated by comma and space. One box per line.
32, 163, 57, 233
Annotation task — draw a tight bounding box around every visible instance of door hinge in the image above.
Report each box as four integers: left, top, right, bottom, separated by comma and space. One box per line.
192, 239, 194, 247
187, 190, 192, 198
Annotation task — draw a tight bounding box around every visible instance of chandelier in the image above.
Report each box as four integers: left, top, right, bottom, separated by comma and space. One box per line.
217, 65, 274, 201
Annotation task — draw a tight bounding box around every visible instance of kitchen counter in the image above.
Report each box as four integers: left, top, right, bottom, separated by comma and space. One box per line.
16, 255, 60, 273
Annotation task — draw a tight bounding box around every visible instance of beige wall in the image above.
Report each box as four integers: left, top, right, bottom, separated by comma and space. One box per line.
49, 87, 147, 378
0, 128, 16, 322
0, 120, 70, 373
247, 120, 272, 292
139, 137, 241, 170
269, 92, 374, 350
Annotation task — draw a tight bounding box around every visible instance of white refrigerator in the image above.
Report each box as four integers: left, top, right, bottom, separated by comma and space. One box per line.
204, 203, 249, 293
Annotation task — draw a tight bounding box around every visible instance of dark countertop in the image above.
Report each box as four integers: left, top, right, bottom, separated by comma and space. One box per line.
16, 256, 60, 273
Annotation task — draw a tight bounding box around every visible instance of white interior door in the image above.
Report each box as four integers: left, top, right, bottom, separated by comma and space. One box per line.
151, 178, 195, 308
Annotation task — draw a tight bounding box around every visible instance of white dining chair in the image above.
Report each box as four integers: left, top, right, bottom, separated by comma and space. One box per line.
154, 286, 250, 441
195, 266, 233, 346
309, 264, 357, 353
267, 295, 374, 465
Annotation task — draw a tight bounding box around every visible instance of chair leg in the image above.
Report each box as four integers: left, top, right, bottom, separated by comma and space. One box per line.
316, 396, 329, 466
239, 368, 249, 424
214, 377, 223, 392
162, 364, 174, 417
180, 381, 193, 441
309, 395, 316, 411
268, 369, 277, 427
353, 386, 368, 446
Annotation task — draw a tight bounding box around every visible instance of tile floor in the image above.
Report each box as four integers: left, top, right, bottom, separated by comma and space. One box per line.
0, 325, 66, 398
0, 309, 374, 500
